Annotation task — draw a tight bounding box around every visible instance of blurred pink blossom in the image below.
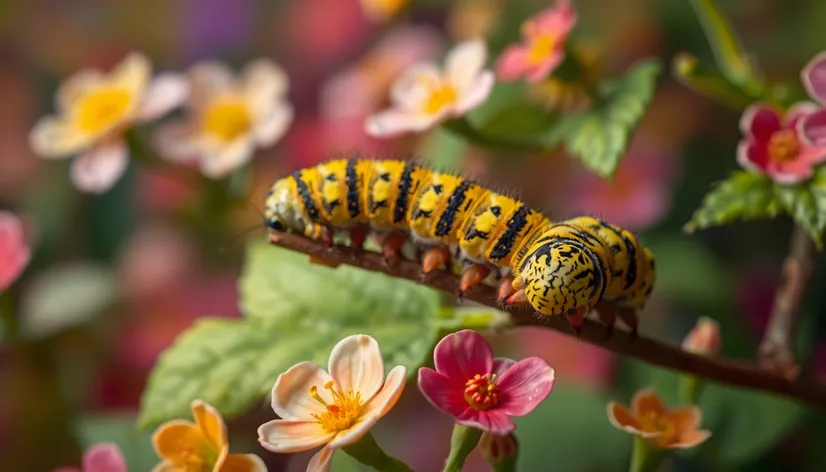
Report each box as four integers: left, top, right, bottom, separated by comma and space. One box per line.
515, 328, 616, 388
563, 137, 677, 231
495, 0, 577, 83
118, 223, 197, 302
682, 316, 721, 357
53, 443, 127, 472
417, 329, 555, 435
738, 103, 826, 184
136, 170, 197, 214
0, 211, 31, 292
800, 52, 826, 148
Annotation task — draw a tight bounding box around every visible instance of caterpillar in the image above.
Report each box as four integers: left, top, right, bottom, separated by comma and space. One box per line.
264, 158, 655, 337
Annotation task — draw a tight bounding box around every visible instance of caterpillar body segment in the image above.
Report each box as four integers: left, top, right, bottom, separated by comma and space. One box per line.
264, 158, 655, 337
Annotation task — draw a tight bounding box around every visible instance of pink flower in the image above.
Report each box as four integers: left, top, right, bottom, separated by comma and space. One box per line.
495, 0, 577, 83
737, 102, 826, 184
53, 443, 127, 472
682, 317, 721, 357
799, 52, 826, 148
29, 52, 188, 193
417, 329, 555, 435
0, 211, 30, 292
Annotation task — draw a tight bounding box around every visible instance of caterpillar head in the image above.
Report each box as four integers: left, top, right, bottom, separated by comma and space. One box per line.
264, 177, 308, 234
514, 234, 608, 317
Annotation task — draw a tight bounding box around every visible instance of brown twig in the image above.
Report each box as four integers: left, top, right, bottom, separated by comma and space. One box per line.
268, 231, 826, 410
757, 224, 817, 380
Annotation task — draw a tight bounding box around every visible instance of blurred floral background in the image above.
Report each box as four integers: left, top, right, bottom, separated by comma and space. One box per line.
3, 0, 826, 471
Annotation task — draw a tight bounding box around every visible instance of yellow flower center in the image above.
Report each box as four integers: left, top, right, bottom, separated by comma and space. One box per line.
422, 81, 458, 115
638, 411, 677, 446
202, 100, 252, 142
75, 88, 133, 134
767, 129, 800, 162
527, 33, 558, 64
464, 373, 500, 410
309, 381, 365, 433
175, 442, 217, 471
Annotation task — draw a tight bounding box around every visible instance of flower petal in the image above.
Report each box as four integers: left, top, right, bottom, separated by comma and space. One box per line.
531, 0, 577, 36
433, 329, 494, 381
327, 365, 407, 449
151, 420, 211, 463
524, 53, 564, 84
492, 357, 516, 376
189, 61, 237, 110
150, 461, 176, 472
390, 63, 441, 110
736, 140, 768, 174
218, 454, 268, 472
137, 73, 189, 122
739, 103, 781, 142
272, 361, 334, 420
785, 101, 819, 127
253, 103, 293, 147
328, 334, 385, 402
70, 140, 129, 194
495, 46, 530, 82
199, 136, 255, 179
190, 399, 227, 452
365, 109, 440, 137
802, 51, 826, 105
799, 108, 826, 148
456, 410, 516, 435
631, 389, 666, 416
257, 419, 333, 453
417, 367, 469, 418
57, 70, 105, 112
307, 445, 336, 472
83, 443, 127, 472
666, 406, 701, 433
454, 70, 495, 115
153, 122, 200, 163
0, 212, 31, 292
670, 429, 712, 449
29, 117, 93, 158
243, 59, 290, 119
445, 38, 488, 93
607, 402, 642, 432
495, 357, 555, 417
110, 51, 152, 95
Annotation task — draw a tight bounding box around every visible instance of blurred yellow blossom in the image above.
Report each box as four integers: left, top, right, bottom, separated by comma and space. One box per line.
29, 52, 188, 193
154, 59, 293, 179
359, 0, 407, 23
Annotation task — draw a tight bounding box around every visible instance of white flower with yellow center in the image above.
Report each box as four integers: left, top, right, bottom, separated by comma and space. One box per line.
29, 52, 188, 193
365, 38, 495, 138
154, 59, 293, 179
257, 334, 406, 472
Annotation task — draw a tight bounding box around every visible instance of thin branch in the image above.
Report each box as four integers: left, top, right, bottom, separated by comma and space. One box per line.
758, 224, 817, 380
268, 231, 826, 411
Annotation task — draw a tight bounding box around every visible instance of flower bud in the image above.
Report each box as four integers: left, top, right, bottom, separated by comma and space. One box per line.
682, 316, 721, 356
479, 431, 518, 469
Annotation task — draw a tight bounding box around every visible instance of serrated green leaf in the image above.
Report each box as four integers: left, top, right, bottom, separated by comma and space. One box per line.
139, 242, 456, 429
548, 59, 662, 178
684, 171, 780, 232
774, 167, 826, 248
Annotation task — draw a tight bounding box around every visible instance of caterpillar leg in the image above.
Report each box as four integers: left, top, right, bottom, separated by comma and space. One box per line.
567, 306, 589, 341
457, 264, 491, 299
320, 226, 335, 249
595, 304, 616, 341
420, 246, 451, 282
616, 307, 639, 341
503, 288, 528, 306
349, 225, 369, 253
496, 275, 516, 305
380, 231, 407, 268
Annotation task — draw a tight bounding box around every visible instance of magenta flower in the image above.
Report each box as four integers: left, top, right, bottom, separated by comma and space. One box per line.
737, 102, 826, 184
53, 443, 127, 472
417, 329, 555, 435
0, 211, 30, 292
494, 0, 577, 83
799, 52, 826, 148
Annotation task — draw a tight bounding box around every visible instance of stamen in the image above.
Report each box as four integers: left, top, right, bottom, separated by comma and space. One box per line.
464, 373, 500, 410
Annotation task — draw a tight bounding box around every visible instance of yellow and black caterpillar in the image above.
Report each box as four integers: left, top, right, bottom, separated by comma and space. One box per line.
264, 158, 655, 336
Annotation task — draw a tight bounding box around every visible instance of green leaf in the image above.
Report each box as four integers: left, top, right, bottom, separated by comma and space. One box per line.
516, 381, 629, 472
549, 59, 662, 178
139, 242, 456, 429
419, 127, 467, 173
688, 0, 764, 93
684, 171, 780, 232
773, 167, 826, 248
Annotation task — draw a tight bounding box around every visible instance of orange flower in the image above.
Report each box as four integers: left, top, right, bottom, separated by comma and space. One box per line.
606, 389, 711, 449
152, 399, 266, 471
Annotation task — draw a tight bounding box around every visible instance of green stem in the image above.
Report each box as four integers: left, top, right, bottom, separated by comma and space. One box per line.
443, 424, 483, 472
629, 436, 667, 472
342, 431, 415, 472
679, 374, 704, 405
671, 53, 756, 111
